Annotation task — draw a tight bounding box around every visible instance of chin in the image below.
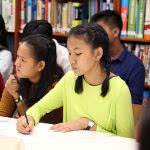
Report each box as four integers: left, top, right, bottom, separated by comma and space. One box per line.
16, 72, 24, 78
73, 70, 83, 76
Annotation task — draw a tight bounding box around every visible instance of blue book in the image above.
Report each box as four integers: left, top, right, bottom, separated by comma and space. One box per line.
32, 0, 37, 20
27, 0, 32, 22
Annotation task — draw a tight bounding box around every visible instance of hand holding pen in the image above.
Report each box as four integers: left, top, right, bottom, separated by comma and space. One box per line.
16, 115, 35, 135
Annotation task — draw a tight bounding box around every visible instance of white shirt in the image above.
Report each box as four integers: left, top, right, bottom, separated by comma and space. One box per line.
53, 39, 71, 73
0, 49, 13, 82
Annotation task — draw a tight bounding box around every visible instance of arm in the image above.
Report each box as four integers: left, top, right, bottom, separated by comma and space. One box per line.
116, 84, 134, 138
0, 50, 13, 79
132, 104, 143, 126
54, 39, 71, 73
128, 63, 145, 125
0, 88, 16, 117
0, 73, 4, 98
27, 75, 65, 124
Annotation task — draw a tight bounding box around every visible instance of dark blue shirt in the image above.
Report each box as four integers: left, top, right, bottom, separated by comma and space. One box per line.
111, 48, 145, 104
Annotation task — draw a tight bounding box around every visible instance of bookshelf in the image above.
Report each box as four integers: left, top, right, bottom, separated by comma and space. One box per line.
1, 0, 150, 89
121, 38, 150, 43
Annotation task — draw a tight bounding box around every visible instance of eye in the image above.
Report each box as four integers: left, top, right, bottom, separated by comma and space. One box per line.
21, 58, 25, 62
76, 53, 82, 56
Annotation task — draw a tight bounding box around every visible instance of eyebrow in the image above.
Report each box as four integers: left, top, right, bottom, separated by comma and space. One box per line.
17, 54, 27, 60
68, 47, 81, 52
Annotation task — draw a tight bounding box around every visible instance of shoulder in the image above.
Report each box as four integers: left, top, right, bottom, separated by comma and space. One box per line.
62, 71, 75, 80
53, 39, 68, 54
0, 50, 12, 58
109, 76, 129, 91
125, 49, 144, 68
56, 71, 75, 87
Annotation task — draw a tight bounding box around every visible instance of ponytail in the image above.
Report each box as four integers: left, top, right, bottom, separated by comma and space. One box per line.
75, 75, 83, 94
101, 56, 111, 97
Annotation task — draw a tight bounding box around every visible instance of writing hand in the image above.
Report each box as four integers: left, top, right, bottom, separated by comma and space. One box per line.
16, 115, 35, 134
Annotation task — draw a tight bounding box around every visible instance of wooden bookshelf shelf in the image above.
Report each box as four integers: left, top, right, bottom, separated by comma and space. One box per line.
121, 38, 150, 43
53, 32, 67, 37
144, 85, 150, 89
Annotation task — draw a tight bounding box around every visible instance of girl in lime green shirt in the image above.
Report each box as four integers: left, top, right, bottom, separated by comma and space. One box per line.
16, 23, 134, 138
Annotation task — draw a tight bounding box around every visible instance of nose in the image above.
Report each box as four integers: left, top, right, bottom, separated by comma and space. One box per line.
69, 54, 76, 65
15, 57, 20, 68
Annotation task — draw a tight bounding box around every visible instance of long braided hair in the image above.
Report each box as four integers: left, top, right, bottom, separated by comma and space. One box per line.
68, 23, 111, 97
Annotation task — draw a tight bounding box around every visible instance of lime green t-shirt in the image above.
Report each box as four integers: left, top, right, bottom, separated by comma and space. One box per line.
27, 71, 134, 138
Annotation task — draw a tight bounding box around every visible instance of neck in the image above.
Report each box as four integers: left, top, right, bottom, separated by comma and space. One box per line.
109, 38, 124, 60
84, 64, 106, 86
29, 73, 41, 84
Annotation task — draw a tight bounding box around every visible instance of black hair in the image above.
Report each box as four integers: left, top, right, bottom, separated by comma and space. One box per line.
22, 20, 53, 39
90, 10, 123, 34
138, 104, 150, 150
68, 23, 111, 97
0, 14, 8, 50
18, 34, 64, 106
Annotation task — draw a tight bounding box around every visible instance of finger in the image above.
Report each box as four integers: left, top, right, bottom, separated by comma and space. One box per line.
53, 126, 66, 132
11, 79, 18, 84
20, 116, 29, 128
9, 74, 17, 80
61, 127, 72, 132
16, 117, 30, 134
49, 123, 63, 130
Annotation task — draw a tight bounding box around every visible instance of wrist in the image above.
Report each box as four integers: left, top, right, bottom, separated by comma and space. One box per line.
78, 118, 90, 129
13, 94, 19, 100
15, 98, 20, 104
80, 118, 95, 130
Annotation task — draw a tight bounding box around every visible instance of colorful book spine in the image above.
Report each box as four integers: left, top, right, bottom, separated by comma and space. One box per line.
120, 0, 129, 38
48, 1, 51, 23
20, 0, 25, 30
137, 0, 146, 38
44, 0, 48, 20
128, 0, 137, 38
32, 0, 37, 20
144, 0, 150, 40
72, 2, 83, 27
27, 0, 32, 22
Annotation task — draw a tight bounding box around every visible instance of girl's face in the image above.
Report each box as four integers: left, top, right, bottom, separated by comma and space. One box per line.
67, 36, 101, 76
15, 43, 43, 82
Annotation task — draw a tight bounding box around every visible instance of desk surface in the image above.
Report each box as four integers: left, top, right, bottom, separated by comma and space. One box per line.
0, 117, 138, 150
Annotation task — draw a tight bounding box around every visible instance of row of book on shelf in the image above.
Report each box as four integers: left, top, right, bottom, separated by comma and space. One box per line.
120, 0, 150, 39
126, 43, 150, 85
0, 0, 115, 33
0, 0, 150, 39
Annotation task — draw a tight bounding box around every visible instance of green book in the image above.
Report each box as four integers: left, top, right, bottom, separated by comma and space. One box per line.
128, 0, 137, 38
137, 0, 146, 38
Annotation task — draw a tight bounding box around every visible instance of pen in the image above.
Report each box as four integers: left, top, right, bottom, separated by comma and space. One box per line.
19, 95, 29, 124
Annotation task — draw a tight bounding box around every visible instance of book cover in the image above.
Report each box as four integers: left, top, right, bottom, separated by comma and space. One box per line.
128, 0, 137, 38
120, 0, 129, 38
144, 0, 150, 39
137, 0, 146, 38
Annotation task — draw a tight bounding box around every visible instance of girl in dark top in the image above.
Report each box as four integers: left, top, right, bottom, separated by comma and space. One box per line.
0, 34, 63, 123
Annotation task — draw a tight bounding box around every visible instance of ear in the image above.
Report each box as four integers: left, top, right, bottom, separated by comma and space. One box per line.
113, 27, 120, 38
94, 47, 103, 61
37, 60, 45, 71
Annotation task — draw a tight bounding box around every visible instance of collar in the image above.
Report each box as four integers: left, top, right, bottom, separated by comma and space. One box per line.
112, 48, 128, 62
